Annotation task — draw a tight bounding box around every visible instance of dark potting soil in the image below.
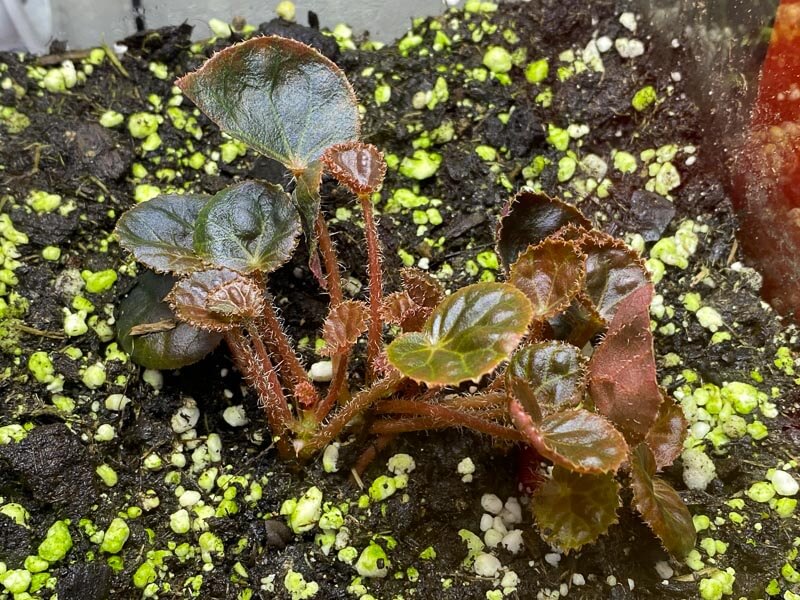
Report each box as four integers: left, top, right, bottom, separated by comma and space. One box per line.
0, 1, 799, 599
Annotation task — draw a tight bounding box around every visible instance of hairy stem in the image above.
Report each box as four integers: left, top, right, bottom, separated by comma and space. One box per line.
314, 349, 350, 421
359, 193, 384, 381
315, 212, 344, 307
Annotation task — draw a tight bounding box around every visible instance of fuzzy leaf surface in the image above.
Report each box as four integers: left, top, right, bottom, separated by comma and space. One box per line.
176, 36, 359, 170
646, 396, 688, 470
386, 283, 532, 386
194, 181, 300, 274
168, 269, 263, 331
321, 300, 369, 355
116, 271, 222, 369
630, 444, 696, 558
496, 191, 590, 270
401, 268, 445, 309
509, 239, 586, 321
533, 467, 621, 553
382, 291, 428, 332
581, 232, 649, 322
588, 284, 662, 444
115, 194, 210, 274
322, 141, 387, 195
506, 342, 586, 418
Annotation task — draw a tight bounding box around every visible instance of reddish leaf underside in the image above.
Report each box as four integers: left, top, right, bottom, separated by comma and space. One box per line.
629, 444, 696, 558
533, 466, 621, 553
320, 300, 369, 356
588, 284, 663, 444
645, 394, 689, 470
382, 291, 429, 332
168, 269, 248, 332
322, 141, 387, 196
401, 267, 446, 309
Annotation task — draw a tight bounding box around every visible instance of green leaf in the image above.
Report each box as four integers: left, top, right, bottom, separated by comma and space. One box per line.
321, 300, 369, 356
509, 238, 586, 321
116, 271, 222, 370
510, 402, 628, 474
194, 181, 300, 274
115, 194, 210, 274
588, 284, 663, 444
645, 395, 688, 470
168, 269, 264, 331
533, 466, 621, 553
506, 342, 586, 418
322, 141, 387, 196
176, 36, 359, 171
580, 231, 650, 322
386, 283, 533, 386
630, 443, 696, 558
496, 191, 590, 270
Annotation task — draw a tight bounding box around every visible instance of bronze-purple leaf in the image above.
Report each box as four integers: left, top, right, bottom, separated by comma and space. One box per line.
168, 269, 248, 332
207, 276, 265, 319
509, 238, 587, 321
322, 141, 387, 196
382, 291, 429, 332
547, 292, 606, 347
401, 267, 445, 309
630, 443, 696, 558
533, 466, 621, 553
645, 394, 688, 470
588, 284, 663, 444
320, 300, 369, 356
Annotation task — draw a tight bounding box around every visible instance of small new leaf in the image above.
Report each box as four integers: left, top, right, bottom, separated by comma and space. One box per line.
401, 267, 445, 309
194, 181, 300, 274
645, 395, 688, 470
176, 36, 359, 171
509, 238, 586, 321
115, 194, 210, 274
630, 443, 696, 558
496, 190, 590, 270
386, 283, 533, 386
533, 467, 621, 553
168, 269, 259, 332
322, 141, 387, 196
321, 300, 369, 356
382, 291, 429, 332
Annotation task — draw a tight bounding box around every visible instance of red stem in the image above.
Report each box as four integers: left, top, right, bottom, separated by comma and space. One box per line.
314, 349, 350, 421
371, 415, 523, 442
315, 213, 344, 307
359, 193, 383, 381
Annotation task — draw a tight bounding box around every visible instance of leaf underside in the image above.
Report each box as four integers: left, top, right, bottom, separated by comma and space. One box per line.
116, 271, 222, 369
401, 267, 446, 309
322, 141, 387, 195
533, 466, 621, 553
496, 190, 591, 270
115, 194, 210, 274
509, 238, 587, 321
176, 36, 360, 170
630, 443, 696, 558
194, 180, 300, 274
321, 300, 369, 355
506, 341, 586, 418
588, 284, 662, 444
382, 291, 429, 332
646, 395, 688, 470
386, 283, 533, 386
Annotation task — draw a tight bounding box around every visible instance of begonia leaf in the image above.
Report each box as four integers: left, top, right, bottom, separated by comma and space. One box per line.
320, 300, 369, 356
168, 269, 263, 331
382, 291, 429, 332
322, 141, 387, 196
645, 395, 688, 470
386, 283, 533, 386
401, 267, 445, 309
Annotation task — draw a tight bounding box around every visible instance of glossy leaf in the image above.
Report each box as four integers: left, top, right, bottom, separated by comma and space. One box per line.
115, 194, 210, 274
547, 293, 605, 347
496, 190, 590, 270
176, 36, 359, 171
386, 283, 533, 386
321, 300, 369, 356
588, 284, 663, 444
322, 141, 387, 195
630, 444, 696, 558
533, 466, 621, 553
194, 181, 300, 274
506, 342, 586, 418
401, 267, 445, 309
168, 269, 263, 331
116, 271, 222, 369
646, 396, 688, 470
510, 402, 628, 474
509, 238, 586, 321
580, 231, 650, 322
382, 291, 428, 332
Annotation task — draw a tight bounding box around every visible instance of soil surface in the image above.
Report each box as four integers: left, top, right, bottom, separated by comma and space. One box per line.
1, 2, 799, 599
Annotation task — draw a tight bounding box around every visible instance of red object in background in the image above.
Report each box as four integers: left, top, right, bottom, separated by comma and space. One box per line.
733, 0, 800, 322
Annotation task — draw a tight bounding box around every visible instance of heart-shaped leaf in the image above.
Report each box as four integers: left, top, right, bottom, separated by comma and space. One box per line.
509, 238, 586, 321
382, 291, 429, 332
194, 181, 300, 274
115, 194, 210, 274
322, 141, 387, 196
168, 269, 264, 331
116, 271, 222, 369
176, 36, 359, 171
533, 466, 621, 553
646, 395, 688, 470
588, 284, 663, 444
321, 300, 369, 356
386, 283, 533, 386
496, 190, 590, 270
506, 342, 586, 418
510, 401, 628, 474
630, 443, 696, 558
580, 231, 649, 322
401, 268, 445, 309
